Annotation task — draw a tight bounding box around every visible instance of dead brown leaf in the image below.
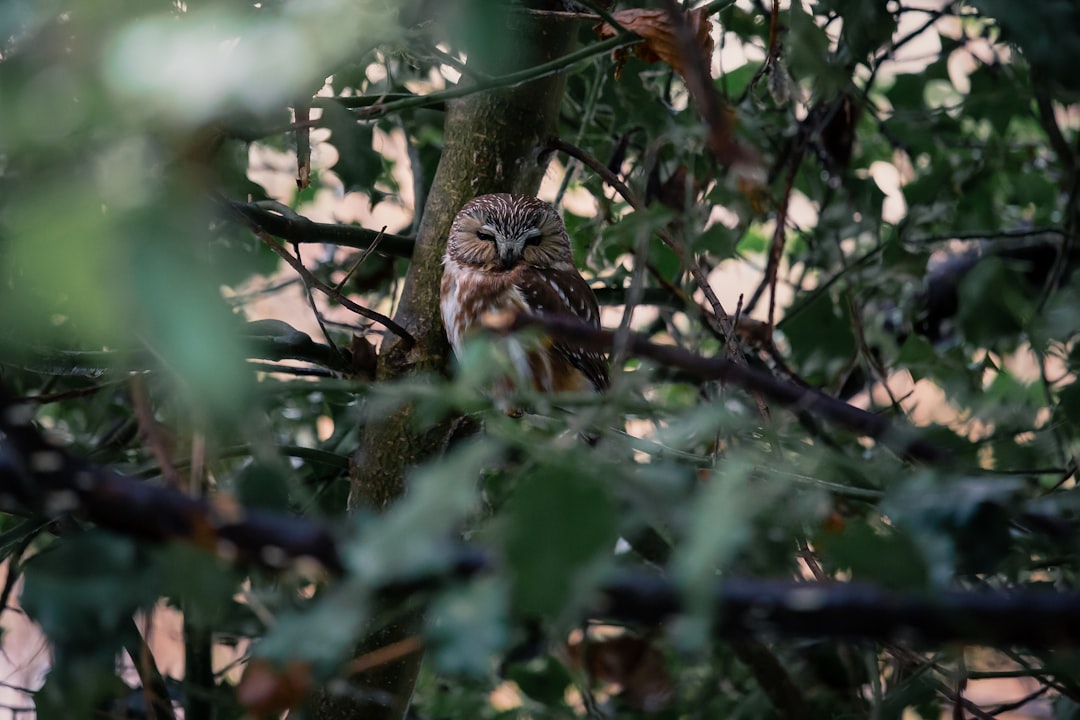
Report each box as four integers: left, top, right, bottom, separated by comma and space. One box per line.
595, 7, 713, 83
597, 6, 764, 183
567, 632, 674, 712
238, 658, 314, 718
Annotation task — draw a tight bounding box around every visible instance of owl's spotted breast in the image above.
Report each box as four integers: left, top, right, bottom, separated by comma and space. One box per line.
440, 260, 528, 352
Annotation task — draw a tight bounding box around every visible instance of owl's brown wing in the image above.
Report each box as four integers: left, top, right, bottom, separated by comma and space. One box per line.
515, 266, 609, 391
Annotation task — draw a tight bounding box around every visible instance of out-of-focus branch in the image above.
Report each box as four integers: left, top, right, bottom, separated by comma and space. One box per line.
9, 390, 1080, 648
0, 390, 345, 574
598, 574, 1080, 648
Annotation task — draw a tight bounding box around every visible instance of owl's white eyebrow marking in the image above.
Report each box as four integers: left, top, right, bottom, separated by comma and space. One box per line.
521, 228, 541, 239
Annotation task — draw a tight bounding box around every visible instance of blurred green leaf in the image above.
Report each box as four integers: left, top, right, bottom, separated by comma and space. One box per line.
818, 0, 896, 61
956, 257, 1035, 347
426, 578, 508, 678
505, 655, 574, 707
782, 291, 856, 384
505, 464, 618, 617
22, 532, 154, 658
815, 518, 928, 590
345, 440, 492, 583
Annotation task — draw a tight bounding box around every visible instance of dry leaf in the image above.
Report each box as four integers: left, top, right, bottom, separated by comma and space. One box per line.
238, 658, 313, 718
349, 334, 378, 378
567, 632, 674, 712
595, 8, 713, 83
597, 7, 764, 178
808, 92, 861, 179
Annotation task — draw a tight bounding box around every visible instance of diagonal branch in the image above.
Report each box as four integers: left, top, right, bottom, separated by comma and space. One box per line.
494, 311, 952, 464
219, 199, 416, 349
261, 235, 415, 349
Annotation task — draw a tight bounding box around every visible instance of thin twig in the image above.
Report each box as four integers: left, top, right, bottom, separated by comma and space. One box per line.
766, 144, 803, 337
292, 242, 345, 364
295, 99, 312, 191
1031, 71, 1075, 180
346, 636, 424, 676
225, 200, 414, 257
261, 236, 413, 348
130, 376, 182, 489
350, 35, 641, 121
129, 614, 177, 720
427, 45, 493, 82
218, 199, 415, 349
335, 227, 387, 293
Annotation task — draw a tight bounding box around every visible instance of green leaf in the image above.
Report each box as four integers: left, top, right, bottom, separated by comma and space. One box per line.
426, 578, 508, 677
22, 532, 155, 658
882, 474, 1021, 584
956, 257, 1035, 347
345, 440, 492, 583
788, 1, 848, 97
505, 655, 574, 706
815, 518, 928, 590
674, 459, 768, 603
236, 460, 292, 512
256, 583, 370, 667
154, 543, 240, 629
973, 0, 1080, 94
505, 464, 618, 617
817, 0, 896, 61
782, 290, 856, 385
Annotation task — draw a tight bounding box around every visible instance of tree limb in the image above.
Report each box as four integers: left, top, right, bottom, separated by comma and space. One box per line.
495, 311, 951, 464
225, 200, 415, 257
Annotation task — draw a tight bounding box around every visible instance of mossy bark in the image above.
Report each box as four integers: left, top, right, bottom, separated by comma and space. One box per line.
313, 7, 578, 720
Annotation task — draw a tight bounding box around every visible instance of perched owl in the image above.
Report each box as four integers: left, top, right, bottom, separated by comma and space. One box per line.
440, 193, 609, 395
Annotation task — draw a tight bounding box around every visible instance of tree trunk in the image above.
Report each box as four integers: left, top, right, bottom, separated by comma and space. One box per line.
314, 7, 578, 720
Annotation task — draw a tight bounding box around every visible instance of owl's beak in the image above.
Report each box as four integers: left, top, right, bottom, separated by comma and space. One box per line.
499, 247, 519, 270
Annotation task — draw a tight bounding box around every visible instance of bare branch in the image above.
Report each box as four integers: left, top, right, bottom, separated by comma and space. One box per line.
224, 200, 414, 257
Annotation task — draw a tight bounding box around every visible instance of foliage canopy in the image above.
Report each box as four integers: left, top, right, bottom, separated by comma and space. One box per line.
3, 0, 1080, 718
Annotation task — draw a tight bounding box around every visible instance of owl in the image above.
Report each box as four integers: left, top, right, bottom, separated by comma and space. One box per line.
440, 193, 609, 396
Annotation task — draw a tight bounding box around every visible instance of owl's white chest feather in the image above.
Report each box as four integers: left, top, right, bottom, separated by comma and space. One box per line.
440, 259, 528, 354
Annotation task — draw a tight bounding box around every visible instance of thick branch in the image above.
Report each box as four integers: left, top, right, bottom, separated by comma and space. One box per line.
599, 574, 1080, 648
226, 201, 414, 257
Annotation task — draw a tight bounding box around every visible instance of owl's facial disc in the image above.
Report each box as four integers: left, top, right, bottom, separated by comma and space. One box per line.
492, 226, 541, 269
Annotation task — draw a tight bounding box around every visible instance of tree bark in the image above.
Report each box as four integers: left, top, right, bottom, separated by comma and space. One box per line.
314, 6, 578, 720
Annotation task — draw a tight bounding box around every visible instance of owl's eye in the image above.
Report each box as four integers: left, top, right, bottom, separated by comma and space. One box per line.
476, 230, 496, 242
524, 233, 543, 247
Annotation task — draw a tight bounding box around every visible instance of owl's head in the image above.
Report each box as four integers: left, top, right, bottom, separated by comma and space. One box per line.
446, 193, 573, 272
